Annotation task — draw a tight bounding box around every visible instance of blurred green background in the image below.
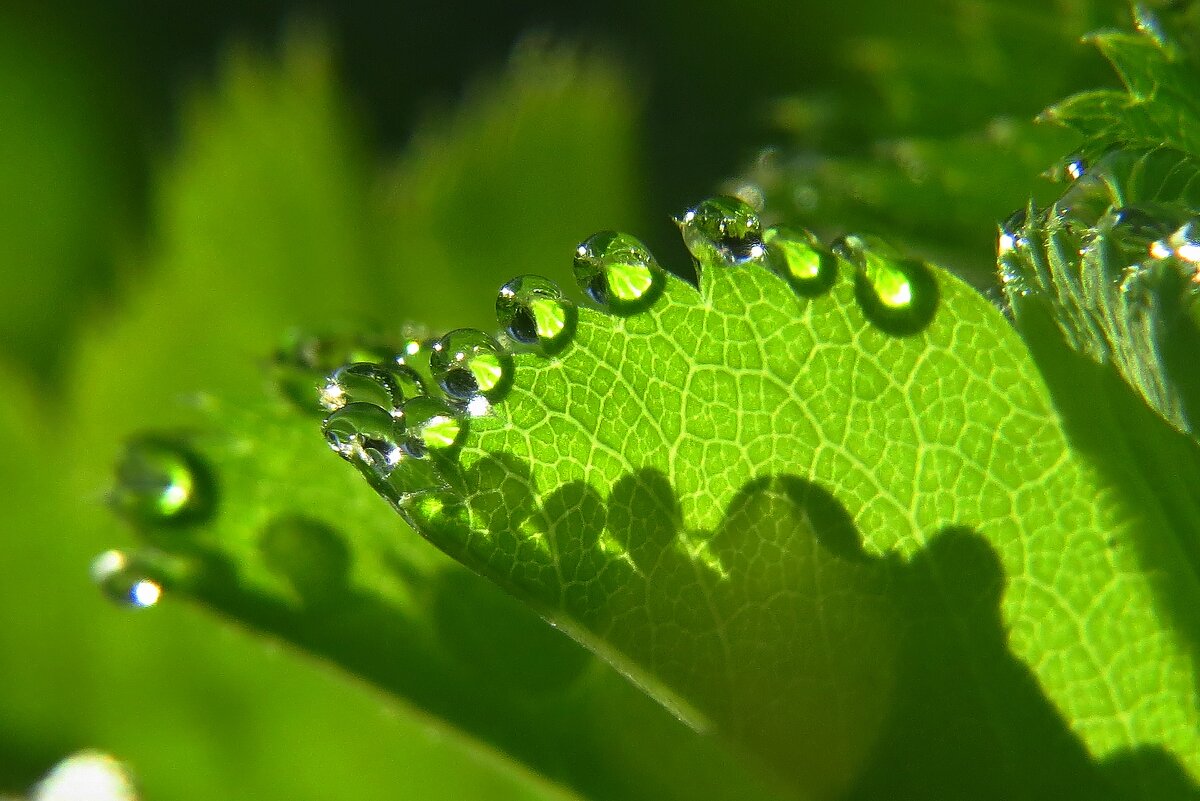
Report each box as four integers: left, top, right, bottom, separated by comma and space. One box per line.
0, 0, 1121, 797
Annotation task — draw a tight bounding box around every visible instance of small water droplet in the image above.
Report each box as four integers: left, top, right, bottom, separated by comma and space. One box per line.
397, 396, 466, 458
997, 208, 1028, 257
399, 489, 473, 537
320, 362, 425, 411
763, 225, 837, 296
429, 329, 513, 402
91, 550, 163, 608
496, 275, 577, 353
272, 330, 405, 414
833, 233, 939, 336
573, 231, 666, 314
1170, 219, 1200, 264
322, 402, 403, 477
111, 439, 212, 525
677, 195, 766, 265
1065, 156, 1086, 181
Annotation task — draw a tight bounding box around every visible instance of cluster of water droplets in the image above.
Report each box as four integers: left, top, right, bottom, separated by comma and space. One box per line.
998, 149, 1200, 305
997, 148, 1200, 436
93, 437, 217, 608
678, 194, 939, 333
318, 196, 943, 501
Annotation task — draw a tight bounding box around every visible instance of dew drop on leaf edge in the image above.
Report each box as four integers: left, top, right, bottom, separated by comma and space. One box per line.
573, 230, 667, 314
111, 438, 213, 525
272, 330, 404, 415
398, 396, 467, 458
833, 233, 939, 336
764, 225, 837, 296
322, 402, 404, 478
677, 195, 766, 265
90, 549, 163, 609
496, 275, 578, 354
430, 329, 514, 402
320, 362, 426, 412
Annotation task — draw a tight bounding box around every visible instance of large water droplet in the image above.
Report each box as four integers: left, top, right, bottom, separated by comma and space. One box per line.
1148, 217, 1200, 263
430, 329, 513, 401
91, 549, 163, 608
1093, 205, 1183, 272
496, 275, 577, 353
833, 233, 939, 336
677, 195, 766, 265
764, 225, 837, 296
398, 396, 466, 458
111, 439, 212, 525
319, 362, 425, 412
322, 402, 403, 477
573, 231, 666, 314
272, 330, 408, 414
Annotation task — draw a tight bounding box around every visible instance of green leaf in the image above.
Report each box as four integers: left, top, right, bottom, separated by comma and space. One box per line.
78, 27, 778, 801
105, 383, 780, 801
833, 0, 1118, 138
0, 372, 561, 801
1042, 4, 1200, 157
1000, 146, 1200, 439
1006, 7, 1200, 440
0, 7, 135, 381
345, 209, 1200, 799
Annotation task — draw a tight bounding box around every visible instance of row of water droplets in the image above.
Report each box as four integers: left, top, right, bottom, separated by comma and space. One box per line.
94, 196, 936, 608
318, 197, 940, 487
998, 148, 1200, 299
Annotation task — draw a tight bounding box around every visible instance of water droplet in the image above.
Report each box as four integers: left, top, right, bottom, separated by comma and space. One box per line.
91, 550, 163, 608
1065, 155, 1086, 181
111, 439, 212, 525
763, 225, 837, 296
677, 195, 766, 265
1168, 218, 1200, 263
320, 362, 425, 411
399, 490, 473, 540
322, 402, 403, 477
430, 329, 513, 401
397, 396, 466, 458
1146, 218, 1200, 286
272, 330, 404, 414
573, 231, 666, 314
997, 208, 1027, 256
496, 275, 577, 353
833, 233, 939, 336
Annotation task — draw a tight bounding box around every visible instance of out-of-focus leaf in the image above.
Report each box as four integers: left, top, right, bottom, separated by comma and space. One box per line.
376, 39, 646, 332
64, 25, 778, 801
0, 370, 563, 801
0, 8, 135, 380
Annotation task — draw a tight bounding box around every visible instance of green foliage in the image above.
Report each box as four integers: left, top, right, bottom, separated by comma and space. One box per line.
340, 218, 1199, 799
6, 2, 1200, 800
1010, 3, 1200, 441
